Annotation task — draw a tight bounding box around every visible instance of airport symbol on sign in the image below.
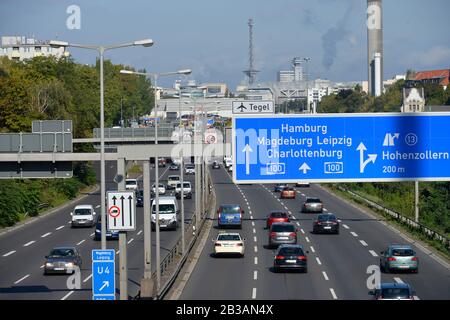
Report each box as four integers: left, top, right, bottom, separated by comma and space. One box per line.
107, 191, 136, 231
92, 249, 115, 300
232, 100, 275, 114
233, 113, 450, 183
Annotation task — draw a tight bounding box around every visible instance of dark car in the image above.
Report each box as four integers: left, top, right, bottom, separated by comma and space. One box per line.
274, 184, 288, 192
302, 197, 323, 213
369, 282, 416, 300
266, 211, 290, 229
158, 158, 166, 167
313, 214, 339, 234
169, 163, 180, 171
273, 244, 308, 273
269, 222, 297, 248
217, 204, 244, 229
136, 189, 144, 207
212, 161, 220, 169
94, 216, 119, 241
44, 247, 82, 275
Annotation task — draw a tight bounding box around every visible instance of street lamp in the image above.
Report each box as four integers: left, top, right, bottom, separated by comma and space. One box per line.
119, 68, 191, 293
50, 39, 154, 252
50, 39, 154, 301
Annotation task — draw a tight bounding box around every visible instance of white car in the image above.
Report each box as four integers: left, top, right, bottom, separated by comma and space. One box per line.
71, 204, 96, 227
296, 182, 310, 187
152, 183, 166, 195
125, 179, 138, 190
151, 196, 179, 230
185, 164, 195, 175
213, 232, 245, 257
167, 175, 180, 189
228, 165, 233, 172
225, 158, 233, 168
175, 181, 192, 199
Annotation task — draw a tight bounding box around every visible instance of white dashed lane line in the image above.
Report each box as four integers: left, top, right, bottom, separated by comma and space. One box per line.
14, 274, 30, 284
296, 222, 300, 226
2, 251, 16, 257
254, 236, 257, 242
342, 224, 349, 230
61, 291, 74, 300
76, 239, 86, 246
316, 257, 322, 265
83, 274, 93, 283
310, 246, 315, 253
394, 277, 404, 284
96, 205, 101, 209
369, 250, 379, 257
55, 225, 65, 230
23, 241, 35, 247
323, 208, 328, 212
40, 264, 45, 269
322, 271, 329, 281
41, 232, 51, 238
350, 232, 358, 237
128, 238, 134, 244
359, 240, 368, 247
330, 288, 338, 300
90, 233, 95, 237
251, 221, 255, 227
305, 237, 311, 243
137, 230, 143, 235
254, 246, 258, 253
254, 271, 258, 280
252, 228, 256, 234
300, 229, 305, 234
252, 288, 257, 299
254, 257, 258, 265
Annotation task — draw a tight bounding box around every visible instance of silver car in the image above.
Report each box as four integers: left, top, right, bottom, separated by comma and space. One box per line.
269, 222, 297, 248
380, 244, 419, 273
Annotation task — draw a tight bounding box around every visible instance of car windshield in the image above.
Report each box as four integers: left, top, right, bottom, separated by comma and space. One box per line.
279, 247, 304, 255
186, 165, 195, 169
153, 184, 164, 188
168, 176, 180, 181
221, 206, 241, 214
137, 190, 143, 197
271, 224, 296, 232
318, 215, 337, 221
391, 248, 415, 256
270, 212, 288, 218
283, 187, 294, 191
380, 288, 410, 299
152, 204, 175, 213
50, 249, 75, 257
176, 183, 191, 188
218, 234, 241, 241
306, 198, 321, 203
74, 209, 92, 216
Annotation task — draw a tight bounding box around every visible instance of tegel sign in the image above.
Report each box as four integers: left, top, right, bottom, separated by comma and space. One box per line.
232, 100, 274, 114
233, 113, 450, 183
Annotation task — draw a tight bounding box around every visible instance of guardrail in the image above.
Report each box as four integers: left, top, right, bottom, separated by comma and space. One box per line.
337, 186, 450, 250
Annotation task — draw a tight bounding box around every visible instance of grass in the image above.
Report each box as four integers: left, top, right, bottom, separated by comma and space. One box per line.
128, 164, 142, 175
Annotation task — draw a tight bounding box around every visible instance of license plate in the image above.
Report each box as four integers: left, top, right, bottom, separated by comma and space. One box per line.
161, 225, 167, 228
278, 237, 289, 240
324, 226, 332, 229
54, 268, 64, 271
399, 265, 409, 268
286, 260, 296, 263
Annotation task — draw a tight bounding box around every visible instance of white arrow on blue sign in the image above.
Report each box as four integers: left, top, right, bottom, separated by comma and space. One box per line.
233, 113, 450, 184
92, 249, 115, 300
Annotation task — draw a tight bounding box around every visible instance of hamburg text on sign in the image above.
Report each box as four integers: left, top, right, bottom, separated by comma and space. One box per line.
233, 113, 450, 183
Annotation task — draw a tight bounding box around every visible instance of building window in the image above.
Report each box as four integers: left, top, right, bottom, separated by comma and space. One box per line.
35, 46, 41, 52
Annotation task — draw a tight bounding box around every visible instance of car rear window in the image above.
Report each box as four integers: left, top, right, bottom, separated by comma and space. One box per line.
391, 249, 415, 256
380, 288, 410, 299
126, 180, 137, 185
186, 164, 195, 169
168, 176, 180, 181
221, 206, 241, 214
271, 224, 296, 232
318, 215, 337, 221
152, 204, 175, 213
218, 234, 241, 241
283, 187, 294, 191
74, 209, 92, 216
270, 212, 288, 218
279, 247, 304, 255
50, 249, 75, 257
306, 198, 321, 203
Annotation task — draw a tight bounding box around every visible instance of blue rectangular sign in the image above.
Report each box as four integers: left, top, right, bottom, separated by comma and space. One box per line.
92, 250, 115, 300
233, 113, 450, 183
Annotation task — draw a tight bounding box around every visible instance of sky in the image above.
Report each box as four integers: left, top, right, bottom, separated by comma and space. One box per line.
1, 0, 449, 90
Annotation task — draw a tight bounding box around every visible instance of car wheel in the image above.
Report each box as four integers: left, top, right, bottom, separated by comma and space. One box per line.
335, 230, 340, 235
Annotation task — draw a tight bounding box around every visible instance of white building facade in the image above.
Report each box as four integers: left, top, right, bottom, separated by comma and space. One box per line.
0, 36, 69, 61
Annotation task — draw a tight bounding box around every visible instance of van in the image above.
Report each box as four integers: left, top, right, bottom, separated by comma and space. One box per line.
151, 196, 179, 231
125, 179, 138, 190
71, 204, 96, 227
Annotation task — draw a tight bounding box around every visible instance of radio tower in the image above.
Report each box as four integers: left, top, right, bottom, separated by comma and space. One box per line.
243, 18, 259, 86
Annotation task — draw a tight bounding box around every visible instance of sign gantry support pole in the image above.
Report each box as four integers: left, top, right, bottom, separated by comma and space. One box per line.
117, 157, 128, 300
140, 159, 153, 298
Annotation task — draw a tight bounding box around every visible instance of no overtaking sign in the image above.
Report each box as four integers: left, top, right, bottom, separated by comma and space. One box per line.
107, 191, 136, 231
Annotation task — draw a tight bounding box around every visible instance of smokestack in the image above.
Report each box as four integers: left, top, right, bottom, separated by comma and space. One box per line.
374, 53, 382, 96
367, 0, 383, 96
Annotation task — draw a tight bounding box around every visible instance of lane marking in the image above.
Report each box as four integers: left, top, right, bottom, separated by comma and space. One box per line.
250, 215, 254, 220
23, 241, 36, 247
252, 228, 256, 234
316, 257, 322, 265
128, 238, 134, 244
300, 229, 305, 234
369, 250, 379, 257
323, 208, 328, 212
330, 288, 338, 300
90, 233, 95, 237
83, 274, 93, 283
343, 224, 349, 229
394, 277, 404, 284
322, 271, 329, 281
61, 291, 75, 300
310, 246, 315, 253
14, 274, 30, 284
253, 271, 258, 280
251, 221, 255, 227
254, 246, 258, 253
137, 230, 143, 235
253, 236, 257, 242
254, 257, 258, 265
305, 236, 310, 243
360, 240, 368, 247
40, 264, 45, 269
2, 251, 16, 257
252, 288, 256, 299
41, 232, 51, 238
76, 239, 86, 246
55, 225, 64, 230
116, 250, 120, 255
96, 205, 101, 209
296, 222, 300, 226
350, 231, 358, 237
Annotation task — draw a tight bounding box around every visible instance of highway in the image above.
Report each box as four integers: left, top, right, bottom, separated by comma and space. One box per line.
180, 165, 450, 300
0, 161, 196, 300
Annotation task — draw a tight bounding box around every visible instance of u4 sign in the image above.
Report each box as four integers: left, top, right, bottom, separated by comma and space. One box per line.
232, 113, 450, 184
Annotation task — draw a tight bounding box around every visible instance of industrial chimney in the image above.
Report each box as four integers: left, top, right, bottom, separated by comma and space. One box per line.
367, 0, 383, 96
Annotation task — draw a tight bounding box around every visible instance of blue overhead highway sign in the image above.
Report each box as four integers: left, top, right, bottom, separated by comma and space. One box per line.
92, 249, 115, 300
233, 113, 450, 183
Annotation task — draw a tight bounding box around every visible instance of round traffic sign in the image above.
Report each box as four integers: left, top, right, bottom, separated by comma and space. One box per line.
108, 205, 120, 218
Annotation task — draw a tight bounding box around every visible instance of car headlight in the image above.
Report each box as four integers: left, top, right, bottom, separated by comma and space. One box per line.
46, 262, 54, 267
65, 262, 74, 268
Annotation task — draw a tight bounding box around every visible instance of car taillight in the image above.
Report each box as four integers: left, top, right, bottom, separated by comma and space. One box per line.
275, 255, 285, 260
270, 232, 277, 238
215, 243, 221, 247
387, 257, 396, 261
297, 256, 307, 261
332, 222, 338, 225
289, 232, 296, 237
316, 221, 321, 225
236, 243, 244, 247
411, 257, 418, 261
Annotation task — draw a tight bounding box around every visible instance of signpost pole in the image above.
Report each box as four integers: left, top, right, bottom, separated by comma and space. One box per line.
117, 157, 128, 300
140, 159, 153, 298
415, 181, 419, 223
180, 154, 185, 254
155, 156, 161, 293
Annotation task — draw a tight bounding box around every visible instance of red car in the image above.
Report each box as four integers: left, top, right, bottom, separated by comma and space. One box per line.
266, 211, 290, 229
280, 187, 296, 199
